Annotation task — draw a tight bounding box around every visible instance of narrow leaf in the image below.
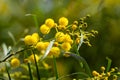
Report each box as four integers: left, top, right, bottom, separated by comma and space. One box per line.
65, 53, 92, 77
106, 57, 112, 72
8, 31, 16, 45
40, 39, 55, 61
77, 33, 84, 51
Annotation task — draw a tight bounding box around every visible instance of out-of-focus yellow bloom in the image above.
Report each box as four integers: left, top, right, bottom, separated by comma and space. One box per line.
11, 58, 20, 67
76, 37, 80, 44
29, 54, 39, 63
92, 70, 99, 76
101, 66, 105, 71
42, 61, 50, 69
24, 34, 38, 45
59, 17, 68, 26
61, 42, 71, 51
49, 47, 60, 57
53, 42, 59, 47
36, 42, 46, 51
45, 18, 55, 28
55, 32, 65, 42
13, 72, 22, 78
0, 1, 9, 15
72, 24, 77, 30
40, 24, 50, 34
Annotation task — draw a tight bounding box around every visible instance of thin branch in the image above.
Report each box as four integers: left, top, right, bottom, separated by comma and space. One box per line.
0, 49, 28, 63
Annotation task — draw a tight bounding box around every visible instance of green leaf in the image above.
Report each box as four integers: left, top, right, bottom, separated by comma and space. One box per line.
58, 72, 89, 80
64, 53, 92, 77
8, 31, 16, 45
106, 57, 112, 72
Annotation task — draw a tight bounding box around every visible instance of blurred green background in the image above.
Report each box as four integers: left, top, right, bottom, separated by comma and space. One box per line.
0, 0, 120, 75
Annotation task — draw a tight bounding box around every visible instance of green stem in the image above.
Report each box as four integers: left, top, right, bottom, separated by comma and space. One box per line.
5, 63, 11, 80
27, 62, 33, 80
32, 50, 41, 80
53, 56, 59, 80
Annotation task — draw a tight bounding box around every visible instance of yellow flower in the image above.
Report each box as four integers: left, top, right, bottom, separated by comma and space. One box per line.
92, 70, 99, 76
11, 58, 20, 67
61, 42, 71, 51
45, 18, 55, 28
40, 24, 50, 34
42, 61, 50, 70
58, 25, 66, 30
59, 17, 68, 26
29, 54, 39, 63
49, 47, 60, 57
32, 33, 39, 42
44, 42, 50, 49
75, 37, 80, 44
36, 42, 46, 51
53, 42, 59, 47
55, 32, 65, 42
63, 34, 73, 44
72, 24, 77, 30
24, 34, 38, 45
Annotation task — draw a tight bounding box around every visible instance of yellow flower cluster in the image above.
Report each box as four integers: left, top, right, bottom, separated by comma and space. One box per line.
24, 33, 39, 45
40, 18, 55, 34
58, 17, 68, 30
92, 66, 118, 80
24, 16, 97, 58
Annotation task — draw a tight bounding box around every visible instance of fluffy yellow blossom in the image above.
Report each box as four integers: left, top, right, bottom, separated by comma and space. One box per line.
36, 42, 46, 51
49, 47, 60, 57
40, 24, 50, 34
24, 34, 38, 45
59, 17, 68, 26
45, 18, 55, 28
55, 32, 65, 42
32, 33, 39, 41
61, 42, 71, 51
44, 42, 50, 49
11, 58, 20, 67
63, 34, 73, 44
29, 54, 39, 63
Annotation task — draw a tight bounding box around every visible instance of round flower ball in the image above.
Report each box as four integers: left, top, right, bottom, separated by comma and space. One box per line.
11, 58, 20, 67
59, 17, 68, 26
45, 18, 55, 28
40, 24, 50, 34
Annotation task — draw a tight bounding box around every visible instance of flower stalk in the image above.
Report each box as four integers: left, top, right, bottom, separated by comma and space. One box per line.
27, 62, 33, 80
53, 56, 59, 80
